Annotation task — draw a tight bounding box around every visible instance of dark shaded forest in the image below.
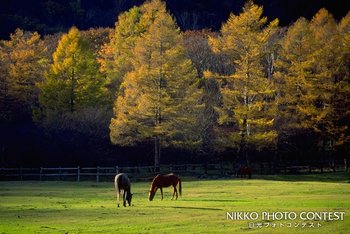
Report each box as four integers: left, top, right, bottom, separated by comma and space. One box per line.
1, 0, 350, 168
1, 0, 350, 39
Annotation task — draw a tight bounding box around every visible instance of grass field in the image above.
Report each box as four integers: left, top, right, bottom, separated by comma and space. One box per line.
1, 172, 350, 234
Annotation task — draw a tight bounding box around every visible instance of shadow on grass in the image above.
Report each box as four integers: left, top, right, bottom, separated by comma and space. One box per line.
183, 199, 248, 203
258, 172, 350, 183
172, 206, 223, 211
149, 205, 223, 211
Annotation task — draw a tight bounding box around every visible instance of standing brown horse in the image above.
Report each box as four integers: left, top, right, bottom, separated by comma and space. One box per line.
114, 173, 133, 207
149, 173, 182, 201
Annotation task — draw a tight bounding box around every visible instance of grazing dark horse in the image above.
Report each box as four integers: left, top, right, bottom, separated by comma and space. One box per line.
114, 173, 133, 207
149, 173, 182, 201
236, 165, 252, 179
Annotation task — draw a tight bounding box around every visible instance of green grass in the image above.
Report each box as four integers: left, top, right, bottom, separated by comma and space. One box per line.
1, 172, 350, 233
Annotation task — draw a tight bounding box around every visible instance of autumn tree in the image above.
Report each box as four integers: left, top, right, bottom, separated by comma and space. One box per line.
183, 30, 233, 76
110, 0, 201, 168
38, 26, 107, 119
98, 6, 143, 99
0, 29, 48, 121
320, 11, 350, 152
183, 30, 233, 159
99, 0, 166, 101
308, 9, 340, 153
273, 17, 321, 159
81, 27, 112, 56
206, 1, 279, 161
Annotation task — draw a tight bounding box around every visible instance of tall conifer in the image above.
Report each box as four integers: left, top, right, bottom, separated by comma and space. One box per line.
110, 0, 201, 168
207, 1, 278, 160
39, 26, 107, 118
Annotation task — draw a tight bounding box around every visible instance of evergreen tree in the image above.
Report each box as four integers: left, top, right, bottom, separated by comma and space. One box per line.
110, 0, 201, 168
206, 1, 279, 160
38, 26, 107, 119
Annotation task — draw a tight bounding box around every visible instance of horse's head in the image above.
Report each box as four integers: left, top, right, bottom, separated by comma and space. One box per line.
149, 188, 156, 201
126, 192, 133, 206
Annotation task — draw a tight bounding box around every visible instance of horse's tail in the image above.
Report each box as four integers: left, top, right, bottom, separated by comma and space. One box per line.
114, 175, 119, 204
178, 177, 182, 197
114, 175, 118, 190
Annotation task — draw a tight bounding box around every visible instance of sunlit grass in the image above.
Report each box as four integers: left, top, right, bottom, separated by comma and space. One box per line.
0, 172, 349, 233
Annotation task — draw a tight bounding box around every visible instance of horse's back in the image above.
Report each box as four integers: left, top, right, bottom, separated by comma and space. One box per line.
115, 173, 130, 189
155, 173, 179, 187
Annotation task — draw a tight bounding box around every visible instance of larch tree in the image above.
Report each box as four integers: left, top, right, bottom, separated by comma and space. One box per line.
38, 26, 107, 119
206, 1, 279, 161
0, 29, 48, 121
183, 30, 233, 161
99, 0, 167, 101
98, 6, 143, 100
110, 0, 201, 168
274, 12, 340, 157
274, 18, 317, 137
309, 9, 340, 152
321, 11, 350, 151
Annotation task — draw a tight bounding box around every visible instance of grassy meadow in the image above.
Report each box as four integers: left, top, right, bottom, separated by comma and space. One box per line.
0, 172, 350, 233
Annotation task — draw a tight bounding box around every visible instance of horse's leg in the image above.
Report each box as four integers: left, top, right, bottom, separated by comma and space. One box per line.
173, 185, 178, 200
118, 189, 122, 207
160, 187, 163, 200
123, 190, 126, 207
115, 178, 119, 207
117, 190, 120, 207
171, 186, 175, 200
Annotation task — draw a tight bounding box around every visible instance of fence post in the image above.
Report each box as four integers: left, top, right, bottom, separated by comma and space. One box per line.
96, 166, 100, 183
40, 167, 43, 181
344, 159, 347, 172
115, 166, 119, 175
77, 166, 80, 182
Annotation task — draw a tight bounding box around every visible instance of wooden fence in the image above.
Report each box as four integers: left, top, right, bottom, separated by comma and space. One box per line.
0, 160, 347, 182
0, 164, 207, 182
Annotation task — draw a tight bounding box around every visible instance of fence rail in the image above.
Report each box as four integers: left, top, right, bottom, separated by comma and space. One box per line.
0, 160, 347, 182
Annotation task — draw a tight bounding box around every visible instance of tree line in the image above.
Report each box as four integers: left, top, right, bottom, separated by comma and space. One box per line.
3, 0, 348, 40
1, 0, 349, 167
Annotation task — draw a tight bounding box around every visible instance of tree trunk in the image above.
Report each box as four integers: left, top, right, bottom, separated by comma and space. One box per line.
70, 66, 75, 113
154, 136, 160, 172
153, 41, 163, 173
